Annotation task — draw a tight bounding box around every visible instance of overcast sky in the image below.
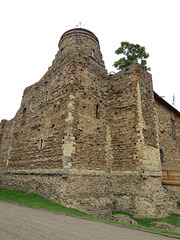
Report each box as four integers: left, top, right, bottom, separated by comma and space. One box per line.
0, 0, 179, 121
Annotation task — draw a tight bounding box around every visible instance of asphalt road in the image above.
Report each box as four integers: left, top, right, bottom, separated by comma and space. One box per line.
0, 201, 178, 240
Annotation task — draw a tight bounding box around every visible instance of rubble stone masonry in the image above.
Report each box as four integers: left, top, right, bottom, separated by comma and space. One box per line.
0, 28, 179, 218
155, 96, 180, 170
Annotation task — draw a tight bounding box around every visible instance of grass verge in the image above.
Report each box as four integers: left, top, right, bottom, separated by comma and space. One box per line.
0, 188, 97, 219
112, 210, 180, 228
0, 187, 180, 237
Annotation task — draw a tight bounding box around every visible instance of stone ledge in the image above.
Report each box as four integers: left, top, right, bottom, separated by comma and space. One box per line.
4, 169, 145, 177
4, 169, 164, 178
141, 172, 162, 178
4, 170, 64, 175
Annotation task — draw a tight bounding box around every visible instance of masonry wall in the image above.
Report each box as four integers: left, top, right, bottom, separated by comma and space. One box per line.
0, 119, 11, 177
64, 57, 108, 171
0, 28, 179, 219
71, 85, 107, 171
106, 62, 162, 175
0, 66, 72, 173
106, 68, 138, 171
155, 99, 180, 169
140, 72, 158, 148
0, 28, 108, 174
155, 100, 180, 200
137, 68, 162, 175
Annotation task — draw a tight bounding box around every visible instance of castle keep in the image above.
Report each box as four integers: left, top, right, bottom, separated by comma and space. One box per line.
0, 28, 180, 218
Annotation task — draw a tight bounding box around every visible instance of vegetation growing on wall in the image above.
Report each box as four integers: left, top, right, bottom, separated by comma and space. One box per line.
114, 42, 151, 71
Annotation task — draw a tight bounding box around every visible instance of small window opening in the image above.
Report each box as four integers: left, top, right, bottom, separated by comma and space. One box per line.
20, 131, 23, 142
92, 49, 95, 58
160, 149, 164, 163
45, 91, 49, 101
96, 104, 99, 118
61, 48, 64, 55
171, 119, 176, 140
39, 138, 44, 150
22, 108, 27, 125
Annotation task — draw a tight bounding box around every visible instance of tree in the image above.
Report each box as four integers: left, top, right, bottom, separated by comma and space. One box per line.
113, 42, 151, 71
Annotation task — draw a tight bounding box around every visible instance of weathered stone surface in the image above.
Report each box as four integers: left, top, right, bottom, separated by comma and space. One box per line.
111, 214, 138, 225
164, 185, 180, 202
150, 222, 180, 233
155, 96, 180, 170
1, 173, 177, 218
0, 28, 179, 218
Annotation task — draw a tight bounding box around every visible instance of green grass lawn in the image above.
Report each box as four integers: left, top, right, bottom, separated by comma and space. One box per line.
0, 185, 180, 237
0, 188, 97, 219
112, 210, 180, 228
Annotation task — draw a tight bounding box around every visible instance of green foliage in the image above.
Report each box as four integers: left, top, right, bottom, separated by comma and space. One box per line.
114, 42, 151, 71
48, 66, 53, 71
0, 180, 2, 185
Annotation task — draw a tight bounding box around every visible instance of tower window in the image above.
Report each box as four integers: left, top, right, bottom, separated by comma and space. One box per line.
21, 108, 27, 125
45, 91, 49, 101
160, 149, 164, 163
39, 137, 44, 150
92, 49, 95, 58
96, 104, 99, 118
171, 119, 176, 140
61, 48, 64, 55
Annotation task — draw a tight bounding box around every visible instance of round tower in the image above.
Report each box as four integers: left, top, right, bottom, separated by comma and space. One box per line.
58, 28, 105, 67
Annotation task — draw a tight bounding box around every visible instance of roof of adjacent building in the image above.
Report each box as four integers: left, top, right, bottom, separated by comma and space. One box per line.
154, 92, 180, 117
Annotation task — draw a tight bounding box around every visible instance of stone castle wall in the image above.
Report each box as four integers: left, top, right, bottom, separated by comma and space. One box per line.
0, 28, 179, 218
155, 96, 180, 193
2, 172, 176, 218
106, 68, 139, 172
155, 97, 180, 170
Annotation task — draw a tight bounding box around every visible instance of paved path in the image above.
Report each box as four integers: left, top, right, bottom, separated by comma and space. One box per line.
0, 201, 178, 240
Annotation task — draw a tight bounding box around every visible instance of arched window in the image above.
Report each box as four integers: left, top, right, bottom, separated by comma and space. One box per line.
61, 48, 64, 55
